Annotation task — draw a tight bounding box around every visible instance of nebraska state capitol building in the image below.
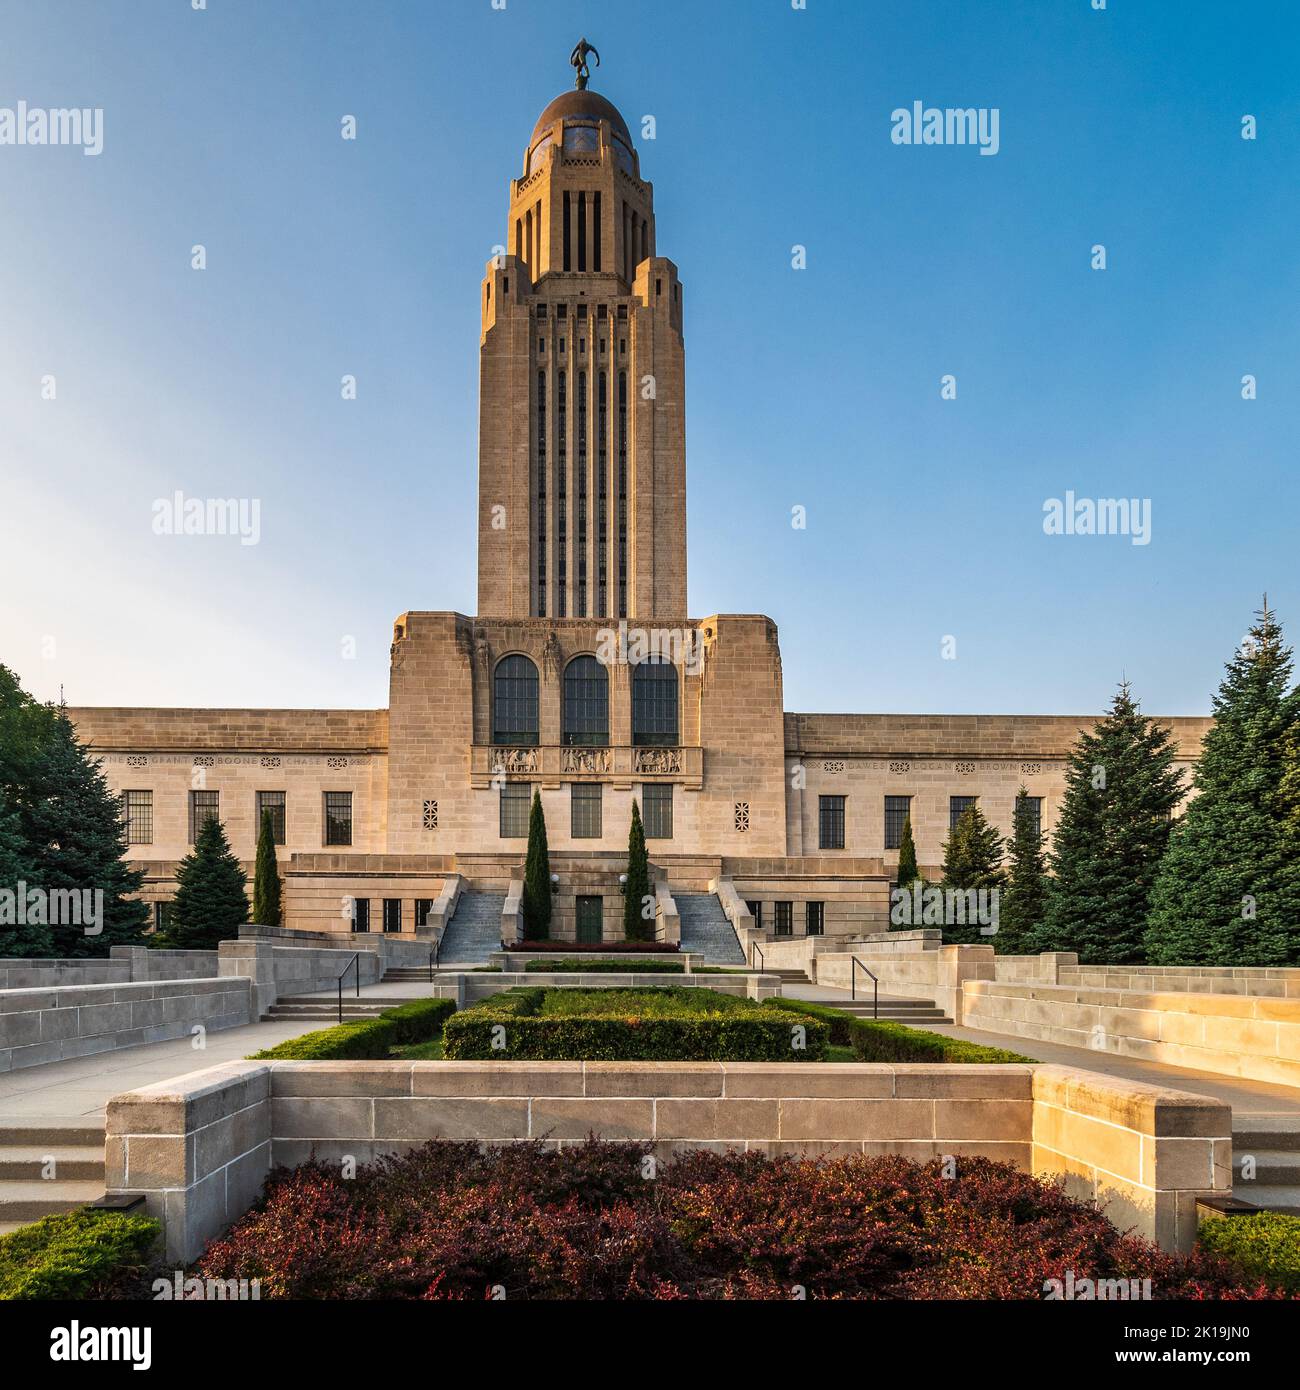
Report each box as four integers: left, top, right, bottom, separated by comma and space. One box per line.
68, 55, 1209, 958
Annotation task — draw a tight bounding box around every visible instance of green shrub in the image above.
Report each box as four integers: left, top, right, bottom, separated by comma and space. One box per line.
850, 1018, 1034, 1064
766, 997, 856, 1047
0, 1208, 160, 1300
442, 986, 828, 1062
523, 958, 685, 973
250, 996, 456, 1060
1198, 1211, 1300, 1293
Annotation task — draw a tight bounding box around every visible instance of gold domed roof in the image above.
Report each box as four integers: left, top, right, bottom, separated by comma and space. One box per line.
529, 89, 633, 152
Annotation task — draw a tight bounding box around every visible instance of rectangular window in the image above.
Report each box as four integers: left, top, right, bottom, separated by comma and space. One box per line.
189, 790, 219, 843
152, 901, 172, 935
950, 795, 977, 831
1023, 796, 1043, 838
324, 791, 353, 846
884, 795, 911, 851
746, 900, 762, 930
571, 783, 602, 839
122, 790, 153, 845
256, 791, 286, 846
641, 784, 673, 839
774, 901, 793, 937
818, 795, 845, 850
414, 898, 434, 929
806, 901, 825, 936
351, 898, 370, 933
500, 783, 531, 839
382, 899, 401, 934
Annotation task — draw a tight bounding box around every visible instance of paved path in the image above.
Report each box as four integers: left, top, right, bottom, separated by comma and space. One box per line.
783, 982, 1300, 1116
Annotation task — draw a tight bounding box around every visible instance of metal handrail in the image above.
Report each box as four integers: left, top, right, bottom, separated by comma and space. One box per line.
751, 941, 765, 972
851, 957, 879, 1019
427, 944, 437, 984
336, 951, 360, 1024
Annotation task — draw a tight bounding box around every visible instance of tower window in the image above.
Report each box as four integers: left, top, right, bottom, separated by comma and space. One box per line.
563, 190, 571, 271
563, 655, 608, 746
632, 658, 678, 747
493, 655, 539, 745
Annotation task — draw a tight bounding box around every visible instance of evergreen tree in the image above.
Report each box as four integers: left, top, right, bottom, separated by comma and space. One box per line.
939, 802, 1005, 944
895, 815, 921, 890
521, 791, 552, 941
996, 786, 1050, 954
166, 815, 249, 950
252, 809, 282, 927
20, 710, 148, 956
623, 799, 653, 941
0, 663, 58, 808
0, 794, 50, 957
1145, 605, 1300, 966
1033, 683, 1185, 964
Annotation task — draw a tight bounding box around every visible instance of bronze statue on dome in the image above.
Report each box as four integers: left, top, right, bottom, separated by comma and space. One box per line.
570, 38, 600, 90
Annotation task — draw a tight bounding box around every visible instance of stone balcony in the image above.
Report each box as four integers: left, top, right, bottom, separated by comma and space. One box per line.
469, 744, 702, 791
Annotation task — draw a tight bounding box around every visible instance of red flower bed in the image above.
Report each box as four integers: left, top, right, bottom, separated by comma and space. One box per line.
512, 940, 679, 953
193, 1142, 1290, 1301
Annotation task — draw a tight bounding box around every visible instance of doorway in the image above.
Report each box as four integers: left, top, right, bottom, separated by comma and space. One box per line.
576, 895, 603, 944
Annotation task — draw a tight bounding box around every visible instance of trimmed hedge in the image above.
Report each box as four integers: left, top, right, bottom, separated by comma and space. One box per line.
250, 997, 456, 1061
0, 1209, 160, 1301
766, 997, 856, 1047
523, 958, 685, 973
1198, 1211, 1300, 1293
850, 1018, 1035, 1064
442, 987, 829, 1062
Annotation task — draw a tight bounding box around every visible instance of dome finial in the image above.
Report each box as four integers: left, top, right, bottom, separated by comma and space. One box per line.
570, 37, 600, 90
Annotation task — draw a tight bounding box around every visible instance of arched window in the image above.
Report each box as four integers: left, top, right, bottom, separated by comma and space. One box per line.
493, 655, 539, 745
632, 658, 678, 747
563, 655, 608, 746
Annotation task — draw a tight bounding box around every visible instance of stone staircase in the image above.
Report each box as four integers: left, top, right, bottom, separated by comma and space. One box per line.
1231, 1114, 1300, 1214
0, 1120, 106, 1236
436, 891, 507, 966
768, 969, 952, 1024
265, 997, 393, 1024
676, 893, 746, 965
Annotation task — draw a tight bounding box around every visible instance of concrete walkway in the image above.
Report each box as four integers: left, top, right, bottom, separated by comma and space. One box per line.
784, 982, 1300, 1116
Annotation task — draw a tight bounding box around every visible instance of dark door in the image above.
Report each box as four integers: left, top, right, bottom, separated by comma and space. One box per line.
576, 895, 603, 944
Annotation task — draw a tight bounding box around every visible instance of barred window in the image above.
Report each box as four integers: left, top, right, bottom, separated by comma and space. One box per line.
500, 782, 531, 839
189, 790, 219, 843
351, 898, 370, 932
641, 784, 673, 839
884, 795, 911, 851
746, 900, 763, 930
632, 658, 678, 746
382, 899, 401, 933
122, 790, 153, 845
806, 901, 825, 936
415, 899, 435, 928
563, 655, 609, 745
818, 795, 845, 850
774, 901, 793, 936
493, 655, 539, 745
571, 783, 602, 839
1021, 795, 1043, 838
950, 796, 977, 831
256, 791, 286, 845
324, 792, 353, 846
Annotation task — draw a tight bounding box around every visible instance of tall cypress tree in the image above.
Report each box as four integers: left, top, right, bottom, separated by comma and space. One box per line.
521, 791, 552, 940
1145, 605, 1300, 966
895, 815, 921, 891
1033, 683, 1185, 963
21, 710, 149, 956
939, 802, 1005, 944
996, 787, 1050, 954
624, 799, 652, 941
167, 815, 249, 950
252, 808, 282, 927
0, 794, 50, 958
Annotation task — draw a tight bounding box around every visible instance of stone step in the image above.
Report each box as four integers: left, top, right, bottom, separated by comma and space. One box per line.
1234, 1151, 1300, 1187
0, 1147, 105, 1182
1233, 1116, 1300, 1152
0, 1181, 106, 1221
0, 1122, 105, 1149
1238, 1185, 1300, 1215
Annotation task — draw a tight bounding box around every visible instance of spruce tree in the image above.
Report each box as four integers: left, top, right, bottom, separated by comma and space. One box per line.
521, 791, 552, 941
0, 794, 50, 957
1145, 605, 1300, 966
20, 710, 148, 956
939, 802, 1005, 944
996, 787, 1050, 954
1033, 682, 1185, 964
624, 799, 652, 941
895, 815, 921, 890
252, 809, 283, 927
166, 815, 249, 950
0, 663, 57, 808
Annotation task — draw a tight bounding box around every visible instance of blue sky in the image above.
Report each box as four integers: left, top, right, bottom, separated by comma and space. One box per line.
1, 0, 1296, 716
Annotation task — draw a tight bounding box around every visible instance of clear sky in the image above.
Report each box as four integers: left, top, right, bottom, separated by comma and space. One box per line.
1, 0, 1296, 717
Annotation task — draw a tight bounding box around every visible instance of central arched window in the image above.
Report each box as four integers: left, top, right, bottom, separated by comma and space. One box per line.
493, 655, 539, 745
562, 655, 609, 746
632, 658, 678, 747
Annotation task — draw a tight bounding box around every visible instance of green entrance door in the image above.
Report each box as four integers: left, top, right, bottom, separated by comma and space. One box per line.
576, 895, 603, 944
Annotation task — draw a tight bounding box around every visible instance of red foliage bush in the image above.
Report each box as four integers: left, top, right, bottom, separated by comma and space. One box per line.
510, 940, 680, 953
192, 1142, 1290, 1301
